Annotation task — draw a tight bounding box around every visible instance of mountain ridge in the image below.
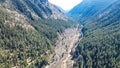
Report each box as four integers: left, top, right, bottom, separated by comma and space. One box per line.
0, 0, 76, 68
68, 0, 117, 24
68, 0, 120, 68
1, 0, 68, 20
0, 0, 120, 68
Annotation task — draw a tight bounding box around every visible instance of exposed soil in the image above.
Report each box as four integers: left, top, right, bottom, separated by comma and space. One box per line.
46, 25, 82, 68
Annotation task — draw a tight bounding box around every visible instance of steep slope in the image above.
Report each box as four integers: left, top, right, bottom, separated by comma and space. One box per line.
68, 0, 120, 68
1, 0, 67, 20
68, 0, 117, 23
0, 0, 75, 68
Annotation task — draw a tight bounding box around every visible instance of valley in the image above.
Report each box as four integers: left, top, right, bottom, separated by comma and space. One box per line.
0, 0, 120, 68
46, 24, 83, 68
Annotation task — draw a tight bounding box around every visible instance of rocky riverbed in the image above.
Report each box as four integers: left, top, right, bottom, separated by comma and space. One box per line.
46, 25, 82, 68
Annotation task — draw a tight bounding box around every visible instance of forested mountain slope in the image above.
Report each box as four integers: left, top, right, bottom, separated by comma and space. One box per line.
0, 0, 75, 68
1, 0, 67, 20
68, 0, 117, 24
68, 0, 120, 68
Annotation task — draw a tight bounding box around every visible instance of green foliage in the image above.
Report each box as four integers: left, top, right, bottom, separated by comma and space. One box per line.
73, 21, 120, 68
11, 0, 34, 20
73, 1, 120, 68
0, 20, 53, 67
0, 4, 75, 68
31, 19, 74, 43
23, 0, 44, 18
